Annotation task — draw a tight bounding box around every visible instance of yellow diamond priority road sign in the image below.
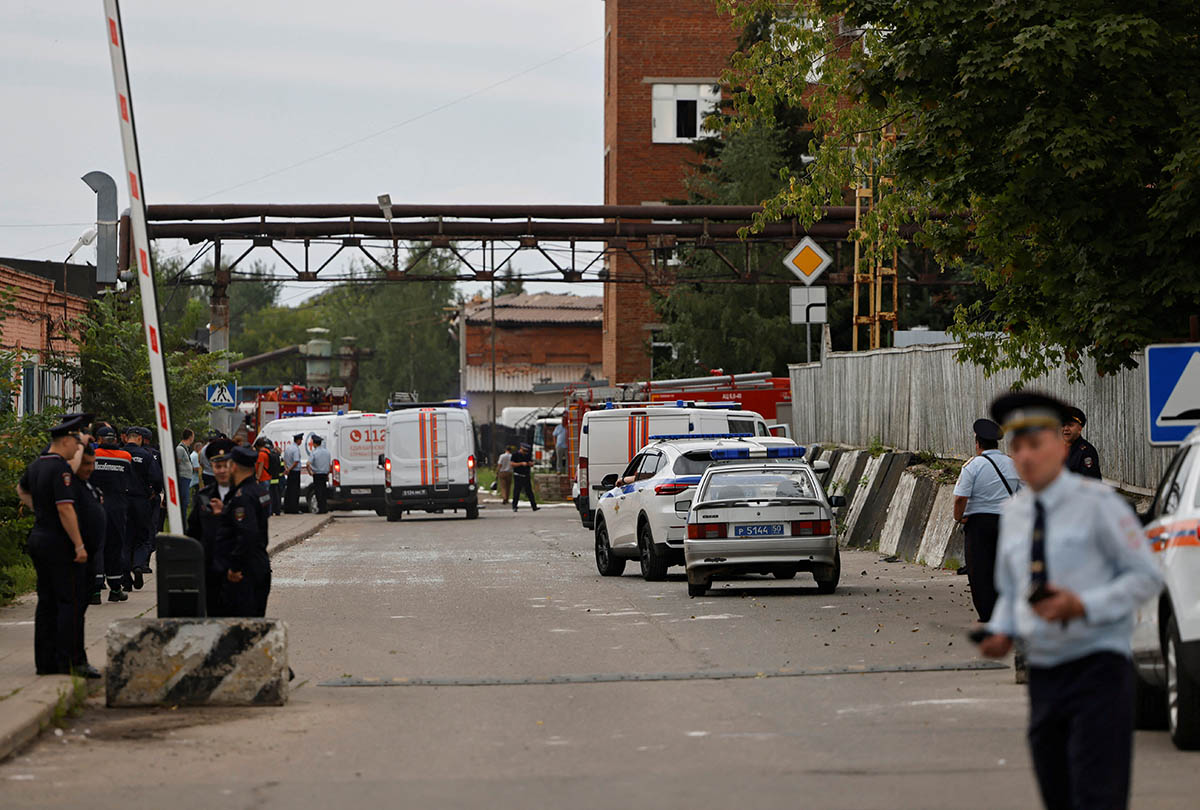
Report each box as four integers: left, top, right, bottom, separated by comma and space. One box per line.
782, 237, 832, 286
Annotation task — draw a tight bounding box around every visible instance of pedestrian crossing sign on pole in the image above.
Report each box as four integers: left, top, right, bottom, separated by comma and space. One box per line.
207, 382, 237, 408
1145, 343, 1200, 445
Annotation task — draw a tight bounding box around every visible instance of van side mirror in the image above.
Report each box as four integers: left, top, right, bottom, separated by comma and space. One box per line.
768, 424, 790, 438
674, 499, 692, 514
600, 473, 619, 489
377, 453, 386, 469
829, 495, 847, 509
813, 460, 830, 474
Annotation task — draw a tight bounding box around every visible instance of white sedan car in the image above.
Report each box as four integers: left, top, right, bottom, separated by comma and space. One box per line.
592, 435, 806, 581
679, 452, 844, 598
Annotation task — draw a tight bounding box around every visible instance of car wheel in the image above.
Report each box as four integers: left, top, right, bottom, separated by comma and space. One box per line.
687, 580, 709, 598
815, 548, 841, 594
375, 507, 388, 518
638, 521, 669, 582
1167, 614, 1200, 749
773, 567, 798, 580
595, 519, 625, 577
386, 505, 403, 522
306, 491, 319, 514
1133, 664, 1168, 730
466, 502, 480, 520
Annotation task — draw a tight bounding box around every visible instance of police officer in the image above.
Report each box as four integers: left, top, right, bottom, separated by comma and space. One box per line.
212, 445, 272, 617
16, 413, 93, 676
283, 433, 303, 513
71, 444, 105, 677
186, 438, 235, 616
977, 391, 1162, 810
953, 418, 1020, 622
91, 426, 134, 602
138, 426, 165, 557
511, 442, 538, 512
123, 426, 161, 590
1063, 406, 1101, 479
306, 435, 331, 514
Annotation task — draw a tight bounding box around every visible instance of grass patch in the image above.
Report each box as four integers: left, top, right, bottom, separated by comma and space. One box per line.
942, 556, 962, 571
0, 561, 36, 607
47, 676, 89, 729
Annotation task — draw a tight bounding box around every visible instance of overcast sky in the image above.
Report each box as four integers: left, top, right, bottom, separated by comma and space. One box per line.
0, 0, 605, 304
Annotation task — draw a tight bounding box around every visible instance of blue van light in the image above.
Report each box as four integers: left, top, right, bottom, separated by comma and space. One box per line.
709, 446, 806, 460
605, 401, 615, 410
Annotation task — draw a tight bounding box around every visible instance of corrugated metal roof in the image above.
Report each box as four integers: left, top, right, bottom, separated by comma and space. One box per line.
464, 293, 602, 325
463, 363, 602, 393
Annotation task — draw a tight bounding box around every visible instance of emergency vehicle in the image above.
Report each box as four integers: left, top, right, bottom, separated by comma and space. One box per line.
380, 402, 479, 521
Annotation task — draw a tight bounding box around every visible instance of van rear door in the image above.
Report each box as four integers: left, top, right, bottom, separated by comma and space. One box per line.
335, 415, 386, 490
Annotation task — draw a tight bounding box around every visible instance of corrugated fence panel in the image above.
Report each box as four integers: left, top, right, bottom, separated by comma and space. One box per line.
790, 344, 1175, 494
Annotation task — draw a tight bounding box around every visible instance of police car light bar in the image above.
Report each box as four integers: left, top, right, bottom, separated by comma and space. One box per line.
649, 433, 752, 441
709, 446, 806, 460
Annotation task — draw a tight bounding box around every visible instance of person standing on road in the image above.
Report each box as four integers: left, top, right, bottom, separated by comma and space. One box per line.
175, 429, 194, 521
553, 419, 568, 473
197, 432, 217, 488
496, 445, 513, 505
977, 391, 1162, 810
123, 427, 161, 592
70, 445, 104, 677
266, 440, 284, 516
306, 435, 331, 514
187, 438, 235, 616
91, 426, 133, 603
283, 433, 303, 513
15, 413, 92, 676
953, 418, 1020, 621
1063, 406, 1102, 480
211, 445, 272, 617
511, 442, 538, 512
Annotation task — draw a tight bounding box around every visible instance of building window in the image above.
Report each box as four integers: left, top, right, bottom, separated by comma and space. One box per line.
651, 84, 719, 144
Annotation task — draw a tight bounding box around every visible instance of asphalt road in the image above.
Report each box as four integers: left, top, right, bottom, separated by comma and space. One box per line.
3, 505, 1197, 808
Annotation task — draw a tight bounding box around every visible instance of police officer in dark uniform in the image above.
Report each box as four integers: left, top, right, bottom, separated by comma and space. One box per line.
91, 426, 134, 602
123, 426, 161, 590
16, 413, 94, 676
186, 438, 235, 616
138, 426, 165, 566
1063, 406, 1101, 479
71, 444, 105, 677
212, 446, 272, 617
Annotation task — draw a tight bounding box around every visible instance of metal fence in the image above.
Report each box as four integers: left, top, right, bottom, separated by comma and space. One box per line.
788, 342, 1175, 494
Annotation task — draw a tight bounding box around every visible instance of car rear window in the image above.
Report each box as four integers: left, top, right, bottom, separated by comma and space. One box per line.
674, 452, 715, 476
699, 469, 820, 503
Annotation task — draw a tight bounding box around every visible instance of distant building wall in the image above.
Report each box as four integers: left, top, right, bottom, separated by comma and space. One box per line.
1, 264, 87, 414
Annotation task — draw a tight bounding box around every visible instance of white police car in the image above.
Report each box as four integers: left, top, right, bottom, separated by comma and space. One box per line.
593, 435, 806, 581
678, 447, 845, 598
1132, 426, 1200, 749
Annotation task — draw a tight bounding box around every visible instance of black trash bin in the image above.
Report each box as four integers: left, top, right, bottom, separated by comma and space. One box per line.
155, 534, 207, 618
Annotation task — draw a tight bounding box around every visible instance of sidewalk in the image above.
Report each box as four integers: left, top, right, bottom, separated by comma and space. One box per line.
0, 512, 332, 761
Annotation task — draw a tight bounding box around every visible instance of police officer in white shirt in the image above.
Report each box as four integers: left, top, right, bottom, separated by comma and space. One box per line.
953, 418, 1020, 621
977, 391, 1163, 810
306, 435, 331, 514
283, 433, 303, 513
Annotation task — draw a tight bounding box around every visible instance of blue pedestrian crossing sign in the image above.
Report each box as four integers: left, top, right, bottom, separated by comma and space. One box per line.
1146, 344, 1200, 445
206, 382, 237, 408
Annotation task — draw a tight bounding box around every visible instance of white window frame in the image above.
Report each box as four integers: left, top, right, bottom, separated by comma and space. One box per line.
651, 83, 720, 144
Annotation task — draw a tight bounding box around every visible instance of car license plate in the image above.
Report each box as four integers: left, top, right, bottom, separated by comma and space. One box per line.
735, 523, 784, 537
350, 488, 371, 495
402, 489, 425, 497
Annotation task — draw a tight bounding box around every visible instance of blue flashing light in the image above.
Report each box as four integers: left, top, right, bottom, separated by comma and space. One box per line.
676, 400, 685, 407
709, 446, 807, 460
460, 399, 468, 407
337, 409, 345, 416
649, 433, 752, 441
605, 401, 615, 410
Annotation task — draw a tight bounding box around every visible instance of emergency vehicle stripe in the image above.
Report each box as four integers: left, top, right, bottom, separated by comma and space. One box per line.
418, 412, 428, 485
1147, 519, 1200, 552
628, 418, 635, 460
430, 413, 439, 484
103, 1, 182, 533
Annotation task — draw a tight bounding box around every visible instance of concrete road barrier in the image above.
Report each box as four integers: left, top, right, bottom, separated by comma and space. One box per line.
106, 619, 288, 707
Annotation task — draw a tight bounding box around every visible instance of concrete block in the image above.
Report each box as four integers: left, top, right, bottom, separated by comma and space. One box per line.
849, 452, 913, 549
844, 454, 884, 546
897, 476, 938, 563
878, 472, 918, 557
106, 619, 288, 707
827, 450, 859, 498
916, 484, 960, 567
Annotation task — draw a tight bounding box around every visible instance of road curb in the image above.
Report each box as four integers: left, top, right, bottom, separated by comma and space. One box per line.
268, 514, 334, 558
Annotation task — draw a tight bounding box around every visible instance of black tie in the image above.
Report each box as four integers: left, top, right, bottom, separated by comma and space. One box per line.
1031, 499, 1048, 586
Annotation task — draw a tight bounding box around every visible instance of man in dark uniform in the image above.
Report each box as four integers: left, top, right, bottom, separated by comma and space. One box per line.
211, 446, 272, 617
16, 413, 94, 676
138, 427, 165, 564
123, 426, 161, 590
71, 445, 105, 677
511, 442, 538, 512
977, 392, 1162, 809
1063, 406, 1101, 479
186, 438, 235, 616
91, 426, 133, 602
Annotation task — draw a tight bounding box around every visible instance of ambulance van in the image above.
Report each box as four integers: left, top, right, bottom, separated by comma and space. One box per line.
380, 403, 479, 521
573, 403, 771, 530
327, 412, 388, 514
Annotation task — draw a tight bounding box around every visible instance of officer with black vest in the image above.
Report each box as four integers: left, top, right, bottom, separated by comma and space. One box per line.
186, 438, 235, 615
16, 413, 96, 677
1063, 406, 1102, 479
91, 426, 134, 602
123, 426, 161, 590
136, 426, 165, 556
211, 445, 272, 617
71, 444, 105, 676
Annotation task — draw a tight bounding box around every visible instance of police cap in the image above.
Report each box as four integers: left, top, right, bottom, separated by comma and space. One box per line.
293, 433, 304, 441
972, 418, 1002, 442
48, 412, 94, 438
990, 391, 1069, 437
310, 435, 323, 445
230, 445, 259, 468
96, 425, 116, 438
1064, 406, 1086, 427
205, 438, 235, 461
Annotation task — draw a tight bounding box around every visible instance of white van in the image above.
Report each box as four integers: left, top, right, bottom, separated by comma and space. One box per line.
327, 412, 388, 514
573, 403, 771, 529
381, 404, 479, 521
257, 413, 335, 510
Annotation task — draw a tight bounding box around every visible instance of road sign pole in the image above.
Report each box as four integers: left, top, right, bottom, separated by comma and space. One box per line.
806, 323, 811, 364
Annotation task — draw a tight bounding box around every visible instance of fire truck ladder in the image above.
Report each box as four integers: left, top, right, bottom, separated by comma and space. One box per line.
852, 127, 900, 351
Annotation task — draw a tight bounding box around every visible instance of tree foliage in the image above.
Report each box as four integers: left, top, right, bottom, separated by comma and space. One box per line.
718, 0, 1200, 381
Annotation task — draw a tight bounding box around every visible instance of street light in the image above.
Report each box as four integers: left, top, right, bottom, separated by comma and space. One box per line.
378, 194, 398, 271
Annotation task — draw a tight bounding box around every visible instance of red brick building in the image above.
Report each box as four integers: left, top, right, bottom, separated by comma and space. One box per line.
603, 0, 738, 382
1, 259, 92, 414
459, 293, 603, 425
